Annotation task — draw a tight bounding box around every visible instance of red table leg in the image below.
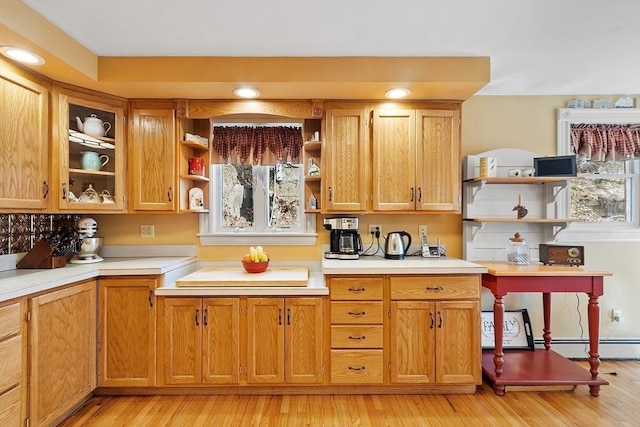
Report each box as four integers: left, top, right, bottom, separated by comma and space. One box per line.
492, 292, 506, 395
542, 292, 552, 350
587, 292, 602, 397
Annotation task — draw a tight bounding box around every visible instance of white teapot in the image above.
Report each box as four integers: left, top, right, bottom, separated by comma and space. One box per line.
76, 114, 111, 138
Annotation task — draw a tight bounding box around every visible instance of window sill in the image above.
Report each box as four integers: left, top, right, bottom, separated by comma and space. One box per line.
198, 232, 317, 246
557, 225, 640, 243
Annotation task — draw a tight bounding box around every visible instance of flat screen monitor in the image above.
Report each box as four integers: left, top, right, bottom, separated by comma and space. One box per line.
533, 155, 577, 177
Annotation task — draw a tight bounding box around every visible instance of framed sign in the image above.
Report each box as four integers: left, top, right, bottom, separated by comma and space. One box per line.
481, 309, 534, 350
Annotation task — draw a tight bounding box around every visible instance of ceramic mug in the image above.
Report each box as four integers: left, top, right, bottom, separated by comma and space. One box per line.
522, 168, 536, 177
80, 151, 109, 171
508, 169, 522, 177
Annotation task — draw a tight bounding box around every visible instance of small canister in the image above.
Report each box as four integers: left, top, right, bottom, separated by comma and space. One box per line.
507, 232, 530, 265
188, 157, 205, 175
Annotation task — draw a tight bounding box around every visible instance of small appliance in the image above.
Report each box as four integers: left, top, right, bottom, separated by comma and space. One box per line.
539, 244, 584, 266
70, 217, 104, 264
323, 217, 362, 259
384, 231, 411, 260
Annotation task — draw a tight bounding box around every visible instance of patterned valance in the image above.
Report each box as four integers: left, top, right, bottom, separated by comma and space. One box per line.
570, 124, 640, 161
211, 125, 303, 165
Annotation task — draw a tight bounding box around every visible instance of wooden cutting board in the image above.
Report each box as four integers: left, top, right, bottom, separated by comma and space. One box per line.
175, 267, 309, 287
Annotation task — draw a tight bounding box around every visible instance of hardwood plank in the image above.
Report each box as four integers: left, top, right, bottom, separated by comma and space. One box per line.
59, 360, 640, 427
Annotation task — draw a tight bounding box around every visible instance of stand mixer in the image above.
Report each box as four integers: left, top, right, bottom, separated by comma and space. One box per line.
70, 217, 104, 264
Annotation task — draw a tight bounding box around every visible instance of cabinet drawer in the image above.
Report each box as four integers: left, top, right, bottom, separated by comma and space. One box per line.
390, 275, 480, 300
0, 302, 21, 341
0, 385, 21, 427
331, 302, 383, 324
331, 325, 383, 348
330, 350, 383, 384
0, 336, 21, 392
330, 277, 383, 300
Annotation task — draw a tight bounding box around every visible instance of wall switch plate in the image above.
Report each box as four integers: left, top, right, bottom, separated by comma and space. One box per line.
141, 224, 155, 238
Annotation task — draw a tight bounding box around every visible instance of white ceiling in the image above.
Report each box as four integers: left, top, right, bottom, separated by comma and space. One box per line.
19, 0, 640, 96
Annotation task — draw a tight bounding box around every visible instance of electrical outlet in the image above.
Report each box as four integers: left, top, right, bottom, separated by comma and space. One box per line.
368, 225, 382, 236
140, 224, 155, 238
419, 225, 428, 237
612, 309, 622, 323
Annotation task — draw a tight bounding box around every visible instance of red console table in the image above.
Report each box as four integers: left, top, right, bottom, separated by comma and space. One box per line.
477, 262, 612, 396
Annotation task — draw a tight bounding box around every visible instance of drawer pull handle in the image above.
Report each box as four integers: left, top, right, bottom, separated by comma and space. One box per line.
348, 335, 366, 341
348, 287, 366, 293
348, 311, 366, 317
348, 366, 366, 371
426, 286, 445, 291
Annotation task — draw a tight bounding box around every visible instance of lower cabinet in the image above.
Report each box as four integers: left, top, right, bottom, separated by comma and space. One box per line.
388, 276, 481, 385
0, 298, 26, 427
28, 280, 97, 427
98, 276, 157, 387
159, 296, 323, 386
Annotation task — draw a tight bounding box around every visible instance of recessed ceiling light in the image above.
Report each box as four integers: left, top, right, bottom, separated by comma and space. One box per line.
385, 88, 411, 99
233, 87, 260, 98
0, 46, 46, 65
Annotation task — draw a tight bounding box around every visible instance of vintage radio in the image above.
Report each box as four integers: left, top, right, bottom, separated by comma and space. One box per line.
539, 244, 584, 266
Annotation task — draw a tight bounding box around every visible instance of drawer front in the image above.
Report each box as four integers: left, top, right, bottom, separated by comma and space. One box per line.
0, 385, 21, 427
0, 336, 22, 392
331, 325, 383, 348
390, 275, 480, 300
330, 277, 383, 301
0, 302, 21, 341
330, 350, 383, 384
331, 302, 383, 324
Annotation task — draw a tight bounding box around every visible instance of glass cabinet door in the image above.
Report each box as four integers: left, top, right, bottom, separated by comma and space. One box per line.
57, 93, 125, 211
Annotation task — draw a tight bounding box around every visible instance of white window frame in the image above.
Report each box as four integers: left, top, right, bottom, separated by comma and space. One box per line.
555, 108, 640, 243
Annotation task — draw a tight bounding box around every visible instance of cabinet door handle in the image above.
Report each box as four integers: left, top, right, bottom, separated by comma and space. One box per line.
348, 287, 366, 293
203, 308, 208, 326
430, 311, 435, 329
348, 311, 366, 317
148, 289, 153, 307
426, 286, 444, 292
42, 181, 49, 199
328, 186, 333, 201
195, 308, 200, 326
438, 310, 443, 328
418, 187, 422, 202
348, 335, 366, 341
278, 308, 282, 325
287, 308, 291, 325
348, 366, 366, 371
410, 187, 415, 201
61, 182, 67, 200
167, 187, 173, 202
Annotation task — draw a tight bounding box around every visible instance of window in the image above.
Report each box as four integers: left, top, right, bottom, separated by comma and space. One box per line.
198, 119, 316, 245
556, 108, 640, 242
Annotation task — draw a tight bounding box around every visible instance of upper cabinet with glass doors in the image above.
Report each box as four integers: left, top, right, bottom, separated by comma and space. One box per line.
53, 88, 126, 212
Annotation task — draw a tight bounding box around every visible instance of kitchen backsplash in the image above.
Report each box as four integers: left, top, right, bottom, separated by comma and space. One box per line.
0, 214, 81, 255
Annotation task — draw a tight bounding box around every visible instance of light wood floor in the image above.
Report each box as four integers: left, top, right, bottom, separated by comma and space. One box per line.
60, 360, 639, 427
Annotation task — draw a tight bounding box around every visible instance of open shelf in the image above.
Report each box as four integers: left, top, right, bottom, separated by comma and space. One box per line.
464, 176, 574, 184
180, 174, 210, 182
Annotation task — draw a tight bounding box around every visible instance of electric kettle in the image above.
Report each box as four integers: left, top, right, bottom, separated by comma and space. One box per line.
384, 231, 412, 260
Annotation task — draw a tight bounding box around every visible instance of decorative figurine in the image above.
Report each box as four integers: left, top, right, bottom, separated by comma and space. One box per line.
188, 187, 204, 211
513, 194, 528, 219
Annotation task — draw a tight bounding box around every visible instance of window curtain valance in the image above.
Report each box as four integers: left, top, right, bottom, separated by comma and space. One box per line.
570, 123, 640, 161
211, 125, 303, 165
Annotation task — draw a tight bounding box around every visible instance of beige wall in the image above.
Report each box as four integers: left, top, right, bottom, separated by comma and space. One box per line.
96, 94, 640, 346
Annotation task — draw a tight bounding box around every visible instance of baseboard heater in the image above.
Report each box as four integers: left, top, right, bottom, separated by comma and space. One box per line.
532, 338, 640, 360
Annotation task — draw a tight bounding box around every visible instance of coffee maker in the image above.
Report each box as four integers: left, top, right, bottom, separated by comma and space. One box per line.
323, 217, 362, 259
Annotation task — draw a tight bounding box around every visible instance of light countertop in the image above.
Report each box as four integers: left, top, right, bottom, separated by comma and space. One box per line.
0, 257, 196, 302
322, 255, 488, 275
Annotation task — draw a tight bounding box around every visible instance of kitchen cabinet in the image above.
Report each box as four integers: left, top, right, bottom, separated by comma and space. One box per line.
323, 108, 368, 212
247, 297, 323, 384
0, 59, 50, 212
328, 277, 384, 384
0, 298, 26, 427
176, 112, 211, 213
389, 275, 481, 385
302, 118, 322, 212
53, 87, 127, 212
372, 109, 461, 212
98, 276, 157, 387
28, 280, 97, 427
129, 102, 176, 211
160, 297, 240, 385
